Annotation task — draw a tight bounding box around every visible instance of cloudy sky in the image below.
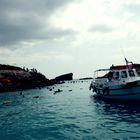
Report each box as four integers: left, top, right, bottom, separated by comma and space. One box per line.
0, 0, 140, 79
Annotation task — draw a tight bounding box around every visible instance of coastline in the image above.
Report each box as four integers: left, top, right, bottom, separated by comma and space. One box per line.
0, 64, 73, 93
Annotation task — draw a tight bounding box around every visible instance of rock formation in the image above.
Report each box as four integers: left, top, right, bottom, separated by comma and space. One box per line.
0, 64, 49, 92
55, 73, 73, 81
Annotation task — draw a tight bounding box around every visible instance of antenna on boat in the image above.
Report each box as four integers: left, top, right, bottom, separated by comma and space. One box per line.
125, 57, 133, 65
121, 46, 127, 63
121, 46, 125, 59
121, 46, 133, 68
125, 57, 129, 66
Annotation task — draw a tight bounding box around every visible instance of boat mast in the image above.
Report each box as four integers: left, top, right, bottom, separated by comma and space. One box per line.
125, 57, 133, 69
121, 46, 133, 67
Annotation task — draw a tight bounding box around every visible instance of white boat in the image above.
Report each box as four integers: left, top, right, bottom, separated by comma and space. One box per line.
90, 59, 140, 100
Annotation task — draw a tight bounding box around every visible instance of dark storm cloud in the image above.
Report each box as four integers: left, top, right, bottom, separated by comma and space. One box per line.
89, 24, 114, 33
0, 0, 77, 48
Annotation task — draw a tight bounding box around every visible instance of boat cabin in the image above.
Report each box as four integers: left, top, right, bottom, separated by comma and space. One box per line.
94, 65, 140, 85
108, 68, 137, 81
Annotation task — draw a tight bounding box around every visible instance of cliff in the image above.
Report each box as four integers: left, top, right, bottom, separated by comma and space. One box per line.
0, 64, 74, 93
0, 64, 49, 92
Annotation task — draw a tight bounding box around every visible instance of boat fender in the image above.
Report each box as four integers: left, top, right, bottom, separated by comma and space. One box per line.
92, 85, 97, 92
89, 83, 92, 90
103, 87, 109, 95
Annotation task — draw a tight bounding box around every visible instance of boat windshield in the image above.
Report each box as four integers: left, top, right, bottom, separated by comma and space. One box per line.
94, 69, 109, 79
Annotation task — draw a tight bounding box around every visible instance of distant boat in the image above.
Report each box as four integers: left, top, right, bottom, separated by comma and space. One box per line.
90, 59, 140, 100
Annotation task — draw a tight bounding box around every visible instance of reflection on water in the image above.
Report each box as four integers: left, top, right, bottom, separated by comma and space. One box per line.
92, 95, 140, 115
90, 95, 140, 139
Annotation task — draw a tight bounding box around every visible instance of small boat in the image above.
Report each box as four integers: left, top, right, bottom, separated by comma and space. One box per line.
90, 59, 140, 100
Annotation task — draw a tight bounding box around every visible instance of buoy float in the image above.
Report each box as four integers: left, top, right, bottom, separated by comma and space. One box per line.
33, 96, 39, 99
3, 100, 12, 106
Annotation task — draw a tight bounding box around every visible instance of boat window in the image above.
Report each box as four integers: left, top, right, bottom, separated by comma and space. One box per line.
128, 70, 135, 77
108, 72, 113, 80
136, 69, 140, 76
114, 72, 119, 79
121, 71, 127, 78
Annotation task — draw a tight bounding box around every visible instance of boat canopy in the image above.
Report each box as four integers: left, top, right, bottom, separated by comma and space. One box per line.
94, 64, 134, 75
95, 69, 110, 72
110, 65, 132, 70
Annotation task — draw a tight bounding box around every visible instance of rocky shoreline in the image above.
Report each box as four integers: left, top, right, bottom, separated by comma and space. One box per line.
0, 64, 73, 93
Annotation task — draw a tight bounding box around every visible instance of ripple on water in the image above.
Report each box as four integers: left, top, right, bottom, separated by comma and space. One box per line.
1, 81, 140, 140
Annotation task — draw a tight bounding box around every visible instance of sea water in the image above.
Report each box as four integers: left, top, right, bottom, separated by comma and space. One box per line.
0, 80, 140, 140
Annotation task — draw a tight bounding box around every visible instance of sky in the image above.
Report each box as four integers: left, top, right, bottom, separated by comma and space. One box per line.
0, 0, 140, 79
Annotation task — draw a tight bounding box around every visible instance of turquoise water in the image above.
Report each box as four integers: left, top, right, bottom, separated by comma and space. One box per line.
1, 80, 140, 140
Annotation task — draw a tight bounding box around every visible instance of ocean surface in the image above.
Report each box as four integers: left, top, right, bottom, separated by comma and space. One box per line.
1, 80, 140, 140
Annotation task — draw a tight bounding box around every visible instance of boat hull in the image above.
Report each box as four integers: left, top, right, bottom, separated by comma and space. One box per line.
93, 81, 140, 100
96, 92, 140, 100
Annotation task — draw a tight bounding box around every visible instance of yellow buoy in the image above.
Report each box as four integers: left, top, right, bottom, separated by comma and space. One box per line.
3, 100, 12, 106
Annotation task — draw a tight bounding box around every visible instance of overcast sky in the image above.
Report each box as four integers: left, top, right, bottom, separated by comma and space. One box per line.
0, 0, 140, 79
